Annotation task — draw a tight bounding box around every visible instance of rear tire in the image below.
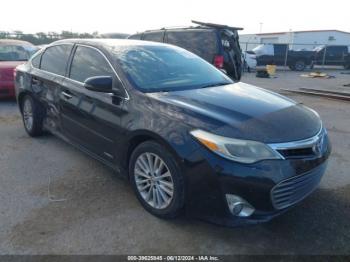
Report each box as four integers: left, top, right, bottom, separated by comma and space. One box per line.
21, 95, 45, 137
293, 60, 306, 71
129, 141, 185, 219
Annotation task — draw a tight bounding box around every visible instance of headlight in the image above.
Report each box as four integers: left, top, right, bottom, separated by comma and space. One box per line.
190, 129, 282, 164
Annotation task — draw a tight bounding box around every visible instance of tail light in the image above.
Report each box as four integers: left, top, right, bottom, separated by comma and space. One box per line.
214, 55, 224, 68
13, 68, 17, 78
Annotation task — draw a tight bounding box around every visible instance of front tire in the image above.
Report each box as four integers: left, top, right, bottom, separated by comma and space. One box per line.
21, 95, 45, 137
129, 141, 185, 219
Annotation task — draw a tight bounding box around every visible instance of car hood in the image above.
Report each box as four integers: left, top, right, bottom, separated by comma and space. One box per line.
149, 82, 321, 143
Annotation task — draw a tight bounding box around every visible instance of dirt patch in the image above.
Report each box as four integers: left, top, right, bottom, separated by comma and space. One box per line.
6, 168, 134, 252
0, 115, 21, 124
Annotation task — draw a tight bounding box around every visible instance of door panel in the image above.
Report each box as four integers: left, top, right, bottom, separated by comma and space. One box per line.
325, 46, 347, 65
30, 68, 63, 132
58, 81, 85, 141
274, 44, 288, 65
58, 45, 129, 162
29, 44, 74, 133
59, 78, 126, 161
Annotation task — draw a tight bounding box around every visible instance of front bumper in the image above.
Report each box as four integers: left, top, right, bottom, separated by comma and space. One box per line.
183, 142, 331, 226
0, 81, 15, 98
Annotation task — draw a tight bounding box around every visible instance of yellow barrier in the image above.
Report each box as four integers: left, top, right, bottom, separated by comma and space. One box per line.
266, 65, 276, 76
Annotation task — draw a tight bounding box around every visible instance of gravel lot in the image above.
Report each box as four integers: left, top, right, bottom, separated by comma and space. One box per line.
0, 70, 350, 255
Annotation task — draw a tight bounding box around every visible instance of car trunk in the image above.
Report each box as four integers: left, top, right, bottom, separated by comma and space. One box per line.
0, 61, 23, 81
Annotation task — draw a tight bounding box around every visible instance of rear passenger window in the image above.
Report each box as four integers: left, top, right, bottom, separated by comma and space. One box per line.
166, 30, 218, 62
40, 45, 72, 76
143, 32, 164, 42
70, 46, 114, 83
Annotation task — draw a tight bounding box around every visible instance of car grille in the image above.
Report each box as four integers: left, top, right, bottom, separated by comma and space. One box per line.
269, 127, 328, 160
277, 147, 315, 158
271, 165, 324, 210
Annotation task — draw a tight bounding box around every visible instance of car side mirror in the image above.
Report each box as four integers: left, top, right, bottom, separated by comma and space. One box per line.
84, 76, 113, 93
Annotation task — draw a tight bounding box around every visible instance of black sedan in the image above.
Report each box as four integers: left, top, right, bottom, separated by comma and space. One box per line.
14, 39, 331, 226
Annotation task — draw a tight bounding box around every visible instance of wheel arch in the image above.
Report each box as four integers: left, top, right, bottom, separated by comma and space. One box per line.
124, 130, 183, 175
291, 58, 308, 71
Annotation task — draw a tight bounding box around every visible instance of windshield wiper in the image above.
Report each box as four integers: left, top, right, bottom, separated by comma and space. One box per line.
200, 82, 231, 89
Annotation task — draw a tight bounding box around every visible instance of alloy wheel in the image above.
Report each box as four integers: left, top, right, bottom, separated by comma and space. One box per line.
134, 152, 174, 209
23, 99, 34, 131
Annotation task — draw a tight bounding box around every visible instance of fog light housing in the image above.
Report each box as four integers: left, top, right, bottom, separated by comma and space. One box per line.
226, 194, 255, 217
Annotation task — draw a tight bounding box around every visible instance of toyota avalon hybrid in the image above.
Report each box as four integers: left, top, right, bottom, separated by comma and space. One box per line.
15, 39, 331, 226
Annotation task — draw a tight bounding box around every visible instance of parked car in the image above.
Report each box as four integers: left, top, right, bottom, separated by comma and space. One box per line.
0, 40, 38, 98
128, 21, 243, 81
242, 51, 257, 72
312, 45, 350, 69
15, 39, 331, 226
253, 43, 314, 71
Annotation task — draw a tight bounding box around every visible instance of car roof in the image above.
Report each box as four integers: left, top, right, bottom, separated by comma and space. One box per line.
52, 38, 168, 48
0, 39, 34, 46
132, 26, 242, 36
130, 20, 243, 35
143, 27, 217, 34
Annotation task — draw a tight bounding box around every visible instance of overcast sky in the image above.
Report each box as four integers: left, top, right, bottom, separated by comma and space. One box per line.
1, 0, 349, 35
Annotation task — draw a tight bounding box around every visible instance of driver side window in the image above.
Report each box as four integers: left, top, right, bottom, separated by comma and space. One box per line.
70, 46, 114, 83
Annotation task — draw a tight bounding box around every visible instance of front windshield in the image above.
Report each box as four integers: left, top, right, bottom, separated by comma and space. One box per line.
252, 44, 274, 56
0, 45, 38, 61
114, 45, 233, 92
313, 45, 325, 52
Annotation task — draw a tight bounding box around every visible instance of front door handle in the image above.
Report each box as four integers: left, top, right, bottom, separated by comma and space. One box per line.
62, 91, 73, 99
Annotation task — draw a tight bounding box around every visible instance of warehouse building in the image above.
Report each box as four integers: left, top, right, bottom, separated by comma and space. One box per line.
240, 29, 350, 51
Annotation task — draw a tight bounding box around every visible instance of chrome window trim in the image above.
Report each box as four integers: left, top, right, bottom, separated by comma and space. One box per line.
31, 66, 66, 80
29, 43, 130, 101
268, 126, 324, 151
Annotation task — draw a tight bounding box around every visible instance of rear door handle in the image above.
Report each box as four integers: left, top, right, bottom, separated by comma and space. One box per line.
62, 91, 73, 99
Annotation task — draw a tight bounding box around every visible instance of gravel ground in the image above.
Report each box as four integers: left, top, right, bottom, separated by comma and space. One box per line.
0, 70, 350, 255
